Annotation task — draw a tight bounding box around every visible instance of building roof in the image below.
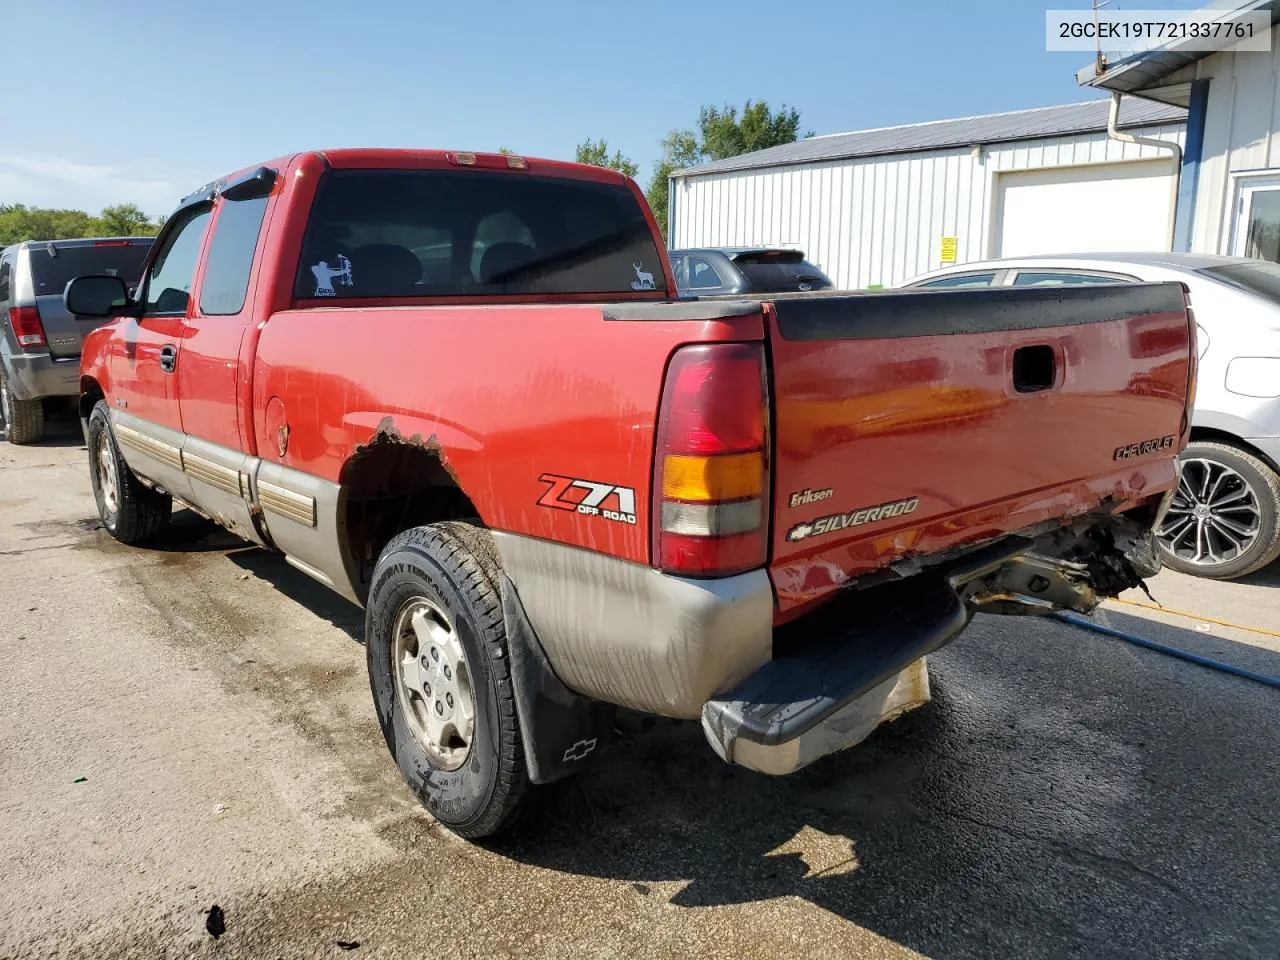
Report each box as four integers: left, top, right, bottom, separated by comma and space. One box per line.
1078, 0, 1280, 104
671, 98, 1187, 179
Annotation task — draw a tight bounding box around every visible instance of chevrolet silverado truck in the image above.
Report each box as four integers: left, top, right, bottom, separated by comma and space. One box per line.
66, 149, 1195, 839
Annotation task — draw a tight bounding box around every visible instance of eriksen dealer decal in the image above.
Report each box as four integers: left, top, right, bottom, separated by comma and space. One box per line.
537, 474, 638, 525
787, 496, 920, 543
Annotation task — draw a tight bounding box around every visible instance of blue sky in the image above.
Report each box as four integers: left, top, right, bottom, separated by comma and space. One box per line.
0, 0, 1210, 216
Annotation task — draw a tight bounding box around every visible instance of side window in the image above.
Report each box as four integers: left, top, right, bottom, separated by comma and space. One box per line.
918, 272, 996, 288
688, 256, 724, 290
0, 254, 10, 308
199, 196, 269, 315
1012, 271, 1127, 286
143, 208, 212, 316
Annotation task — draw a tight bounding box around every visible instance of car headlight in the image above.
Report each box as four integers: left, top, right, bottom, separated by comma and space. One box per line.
1225, 357, 1280, 398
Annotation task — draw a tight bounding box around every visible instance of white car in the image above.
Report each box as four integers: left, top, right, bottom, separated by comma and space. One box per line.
903, 253, 1280, 580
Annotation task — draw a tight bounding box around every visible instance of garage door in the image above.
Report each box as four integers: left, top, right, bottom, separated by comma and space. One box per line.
995, 159, 1174, 257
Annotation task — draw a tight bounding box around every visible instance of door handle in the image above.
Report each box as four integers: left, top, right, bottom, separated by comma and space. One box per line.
159, 344, 177, 374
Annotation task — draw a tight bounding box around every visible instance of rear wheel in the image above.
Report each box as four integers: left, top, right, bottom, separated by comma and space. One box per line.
366, 522, 530, 839
87, 401, 172, 543
1156, 440, 1280, 580
0, 368, 44, 445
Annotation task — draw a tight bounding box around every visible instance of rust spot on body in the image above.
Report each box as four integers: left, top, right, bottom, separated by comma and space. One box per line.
351, 416, 462, 486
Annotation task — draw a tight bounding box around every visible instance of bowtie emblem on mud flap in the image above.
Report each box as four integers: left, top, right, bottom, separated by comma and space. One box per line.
562, 738, 598, 763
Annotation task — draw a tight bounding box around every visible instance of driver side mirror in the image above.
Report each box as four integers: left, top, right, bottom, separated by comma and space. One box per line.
65, 275, 132, 317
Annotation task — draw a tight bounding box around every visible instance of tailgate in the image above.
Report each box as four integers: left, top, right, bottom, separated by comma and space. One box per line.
767, 284, 1192, 610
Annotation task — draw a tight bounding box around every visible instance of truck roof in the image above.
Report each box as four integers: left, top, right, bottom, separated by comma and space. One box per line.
179, 149, 632, 207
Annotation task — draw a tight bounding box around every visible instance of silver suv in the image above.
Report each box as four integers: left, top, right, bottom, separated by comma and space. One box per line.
903, 253, 1280, 581
0, 237, 153, 443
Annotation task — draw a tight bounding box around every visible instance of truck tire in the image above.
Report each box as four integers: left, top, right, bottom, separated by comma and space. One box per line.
366, 521, 530, 839
1156, 440, 1280, 580
1, 368, 44, 445
87, 401, 172, 543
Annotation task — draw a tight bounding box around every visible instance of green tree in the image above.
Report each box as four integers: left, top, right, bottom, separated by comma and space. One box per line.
573, 138, 639, 179
644, 101, 810, 241
0, 202, 163, 244
98, 203, 154, 237
698, 101, 808, 161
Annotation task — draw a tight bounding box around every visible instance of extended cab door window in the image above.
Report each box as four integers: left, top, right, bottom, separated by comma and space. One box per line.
143, 208, 212, 315
199, 196, 269, 315
295, 169, 668, 299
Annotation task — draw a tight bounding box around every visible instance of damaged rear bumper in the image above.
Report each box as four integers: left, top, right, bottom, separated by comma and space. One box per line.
701, 512, 1164, 775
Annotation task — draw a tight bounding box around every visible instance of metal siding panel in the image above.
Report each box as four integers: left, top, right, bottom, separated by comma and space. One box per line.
1197, 68, 1236, 253
1230, 48, 1273, 173
859, 162, 874, 288
917, 155, 936, 278
831, 165, 848, 286
955, 152, 974, 268
971, 154, 989, 262
869, 162, 886, 286
1268, 44, 1280, 167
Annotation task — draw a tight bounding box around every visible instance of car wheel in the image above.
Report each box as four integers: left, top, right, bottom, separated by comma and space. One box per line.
1155, 440, 1280, 580
87, 400, 172, 543
0, 367, 44, 445
366, 521, 530, 839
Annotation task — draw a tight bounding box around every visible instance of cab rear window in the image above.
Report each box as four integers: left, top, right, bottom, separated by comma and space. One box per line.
295, 169, 667, 299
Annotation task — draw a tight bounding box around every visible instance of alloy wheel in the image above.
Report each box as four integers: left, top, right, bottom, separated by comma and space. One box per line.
1156, 457, 1261, 568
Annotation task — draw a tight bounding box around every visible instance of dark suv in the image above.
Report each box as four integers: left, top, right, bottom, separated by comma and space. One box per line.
1, 237, 153, 443
668, 247, 834, 297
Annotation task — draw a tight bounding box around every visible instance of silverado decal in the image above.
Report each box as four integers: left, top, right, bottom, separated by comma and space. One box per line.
538, 474, 638, 525
787, 496, 920, 543
1114, 435, 1176, 461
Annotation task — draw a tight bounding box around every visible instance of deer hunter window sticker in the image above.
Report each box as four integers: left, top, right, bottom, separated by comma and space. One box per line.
787, 495, 920, 543
538, 474, 638, 525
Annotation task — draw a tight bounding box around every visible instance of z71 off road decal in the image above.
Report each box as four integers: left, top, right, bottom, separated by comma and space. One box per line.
1114, 435, 1176, 461
538, 474, 638, 525
787, 496, 920, 543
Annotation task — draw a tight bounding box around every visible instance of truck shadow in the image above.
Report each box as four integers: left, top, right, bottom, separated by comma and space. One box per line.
499, 610, 1280, 959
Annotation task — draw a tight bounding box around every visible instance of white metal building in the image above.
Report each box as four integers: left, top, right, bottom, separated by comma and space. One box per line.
668, 99, 1187, 289
1080, 4, 1280, 262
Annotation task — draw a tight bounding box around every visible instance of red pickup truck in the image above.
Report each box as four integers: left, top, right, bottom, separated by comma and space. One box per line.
66, 149, 1194, 839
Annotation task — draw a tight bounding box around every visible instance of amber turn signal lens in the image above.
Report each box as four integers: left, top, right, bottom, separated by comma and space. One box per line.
662, 452, 764, 502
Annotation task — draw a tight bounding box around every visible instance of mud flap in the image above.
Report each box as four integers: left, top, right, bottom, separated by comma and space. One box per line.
498, 573, 615, 784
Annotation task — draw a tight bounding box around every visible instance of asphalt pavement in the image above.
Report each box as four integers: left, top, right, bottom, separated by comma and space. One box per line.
1, 417, 1277, 959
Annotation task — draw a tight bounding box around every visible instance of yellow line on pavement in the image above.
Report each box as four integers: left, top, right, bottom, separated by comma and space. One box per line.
1105, 596, 1280, 641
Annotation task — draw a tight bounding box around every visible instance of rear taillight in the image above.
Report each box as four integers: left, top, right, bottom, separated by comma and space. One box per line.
652, 342, 770, 577
8, 306, 46, 349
